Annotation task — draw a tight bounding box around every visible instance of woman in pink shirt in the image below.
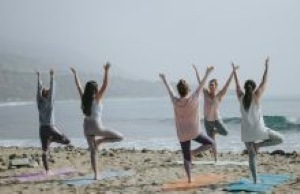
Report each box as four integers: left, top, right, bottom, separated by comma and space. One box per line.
159, 65, 215, 183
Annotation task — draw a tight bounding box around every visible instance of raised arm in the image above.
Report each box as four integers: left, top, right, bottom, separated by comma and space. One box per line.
36, 71, 43, 100
193, 64, 201, 84
95, 62, 110, 102
159, 73, 176, 99
254, 57, 269, 99
217, 68, 236, 101
70, 67, 84, 98
49, 69, 55, 104
232, 63, 243, 99
194, 66, 214, 95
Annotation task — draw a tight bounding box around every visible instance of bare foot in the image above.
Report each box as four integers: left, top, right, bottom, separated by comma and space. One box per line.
188, 177, 194, 183
46, 170, 53, 176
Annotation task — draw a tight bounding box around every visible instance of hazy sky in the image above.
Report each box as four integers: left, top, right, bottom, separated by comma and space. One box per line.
0, 0, 299, 96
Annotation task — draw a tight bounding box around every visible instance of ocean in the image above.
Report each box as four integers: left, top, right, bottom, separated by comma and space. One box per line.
0, 96, 299, 152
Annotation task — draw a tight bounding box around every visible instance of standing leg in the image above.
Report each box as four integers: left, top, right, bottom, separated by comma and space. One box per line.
86, 135, 99, 180
180, 140, 192, 183
213, 120, 229, 162
245, 142, 257, 184
211, 130, 217, 162
41, 139, 52, 174
204, 120, 217, 161
40, 126, 52, 174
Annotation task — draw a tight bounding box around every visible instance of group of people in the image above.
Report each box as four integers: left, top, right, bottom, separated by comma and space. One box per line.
36, 63, 123, 180
36, 57, 283, 184
160, 57, 283, 184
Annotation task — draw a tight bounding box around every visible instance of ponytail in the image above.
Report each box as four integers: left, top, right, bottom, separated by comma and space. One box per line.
243, 80, 256, 111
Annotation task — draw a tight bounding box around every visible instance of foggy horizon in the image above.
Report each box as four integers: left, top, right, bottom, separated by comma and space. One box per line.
0, 0, 299, 96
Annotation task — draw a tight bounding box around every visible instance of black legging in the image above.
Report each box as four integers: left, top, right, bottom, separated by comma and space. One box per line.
39, 125, 70, 171
180, 133, 214, 162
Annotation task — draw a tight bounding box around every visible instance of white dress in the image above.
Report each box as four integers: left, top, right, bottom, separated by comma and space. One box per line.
239, 96, 269, 142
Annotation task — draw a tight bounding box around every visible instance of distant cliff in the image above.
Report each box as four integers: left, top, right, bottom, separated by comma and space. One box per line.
0, 69, 166, 102
0, 51, 167, 102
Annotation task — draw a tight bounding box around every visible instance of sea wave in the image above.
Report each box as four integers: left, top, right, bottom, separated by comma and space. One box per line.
159, 115, 300, 131
223, 115, 300, 131
0, 101, 34, 107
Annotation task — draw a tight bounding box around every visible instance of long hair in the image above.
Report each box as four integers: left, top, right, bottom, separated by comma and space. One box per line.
177, 79, 189, 97
81, 81, 98, 116
243, 79, 256, 111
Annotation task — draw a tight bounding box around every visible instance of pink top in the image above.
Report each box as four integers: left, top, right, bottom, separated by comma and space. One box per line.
171, 90, 201, 142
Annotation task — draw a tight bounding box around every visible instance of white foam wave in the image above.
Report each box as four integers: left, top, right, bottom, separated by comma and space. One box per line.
0, 101, 34, 107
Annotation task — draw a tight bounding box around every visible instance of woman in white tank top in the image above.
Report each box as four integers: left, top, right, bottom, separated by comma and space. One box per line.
71, 63, 124, 180
232, 57, 283, 184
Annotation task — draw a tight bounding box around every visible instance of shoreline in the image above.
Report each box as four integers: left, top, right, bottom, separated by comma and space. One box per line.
0, 147, 299, 193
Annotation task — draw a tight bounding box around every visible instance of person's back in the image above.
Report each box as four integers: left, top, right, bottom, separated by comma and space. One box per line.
159, 65, 214, 183
232, 58, 283, 184
37, 95, 54, 126
173, 92, 200, 142
87, 100, 103, 120
239, 96, 268, 142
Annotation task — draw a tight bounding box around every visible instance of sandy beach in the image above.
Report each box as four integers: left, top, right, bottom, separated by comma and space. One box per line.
0, 146, 299, 193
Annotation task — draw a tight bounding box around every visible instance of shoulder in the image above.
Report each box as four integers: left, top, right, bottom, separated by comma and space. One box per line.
203, 88, 209, 95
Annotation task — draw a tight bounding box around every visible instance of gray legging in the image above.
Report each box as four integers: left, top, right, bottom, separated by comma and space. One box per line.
245, 129, 283, 183
83, 118, 123, 179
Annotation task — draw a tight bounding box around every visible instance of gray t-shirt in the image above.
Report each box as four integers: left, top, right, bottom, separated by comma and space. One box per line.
37, 75, 55, 126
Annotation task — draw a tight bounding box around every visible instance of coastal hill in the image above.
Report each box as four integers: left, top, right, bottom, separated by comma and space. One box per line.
0, 43, 235, 102
0, 51, 166, 102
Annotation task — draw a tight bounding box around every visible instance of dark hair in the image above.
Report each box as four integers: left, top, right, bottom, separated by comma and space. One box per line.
81, 81, 98, 116
209, 79, 218, 87
42, 88, 50, 98
176, 79, 189, 97
243, 79, 256, 111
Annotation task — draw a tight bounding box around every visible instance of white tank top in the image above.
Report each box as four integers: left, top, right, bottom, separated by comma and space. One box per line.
85, 100, 103, 127
239, 95, 269, 142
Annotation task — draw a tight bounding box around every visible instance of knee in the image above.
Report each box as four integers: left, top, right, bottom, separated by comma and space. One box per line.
210, 141, 216, 148
65, 138, 71, 145
208, 139, 216, 148
275, 138, 283, 145
114, 134, 124, 142
248, 151, 256, 159
222, 130, 228, 136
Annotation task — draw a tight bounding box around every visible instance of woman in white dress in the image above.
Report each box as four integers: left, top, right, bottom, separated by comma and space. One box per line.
232, 57, 283, 183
